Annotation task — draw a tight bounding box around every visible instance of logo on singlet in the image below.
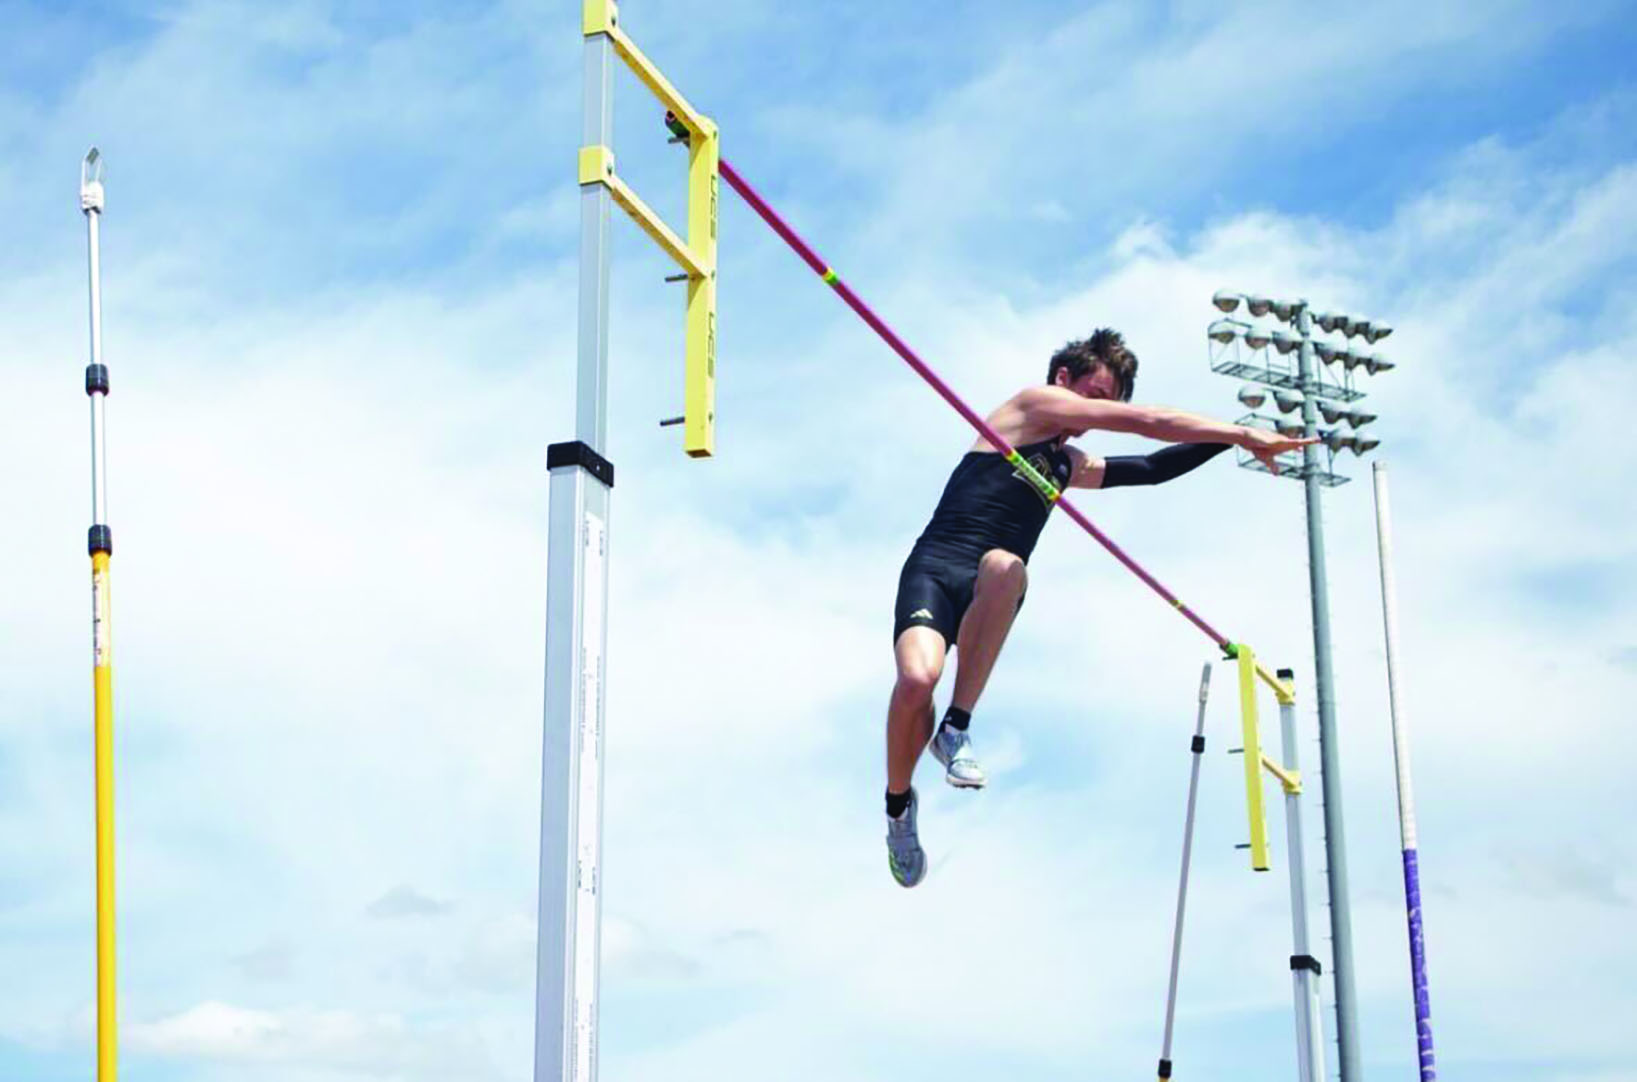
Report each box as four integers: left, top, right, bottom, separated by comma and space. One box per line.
909, 608, 934, 621
1013, 452, 1060, 508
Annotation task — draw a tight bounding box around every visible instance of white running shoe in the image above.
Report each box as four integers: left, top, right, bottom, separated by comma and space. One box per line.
929, 723, 987, 789
885, 788, 926, 888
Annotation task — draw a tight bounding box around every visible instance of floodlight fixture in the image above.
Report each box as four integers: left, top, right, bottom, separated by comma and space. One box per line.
1321, 428, 1356, 454
1319, 402, 1347, 425
1350, 319, 1374, 340
1365, 322, 1394, 344
1352, 435, 1381, 455
1276, 419, 1306, 438
1244, 325, 1272, 349
1246, 294, 1273, 317
1346, 408, 1378, 428
1273, 389, 1304, 414
1314, 340, 1338, 364
1364, 354, 1396, 376
1272, 298, 1302, 322
1317, 311, 1347, 334
1208, 319, 1242, 344
1238, 385, 1268, 410
1271, 329, 1301, 355
1336, 347, 1361, 371
1213, 289, 1242, 313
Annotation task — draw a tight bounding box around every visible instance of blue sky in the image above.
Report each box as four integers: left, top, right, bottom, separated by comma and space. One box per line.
3, 1, 1635, 1080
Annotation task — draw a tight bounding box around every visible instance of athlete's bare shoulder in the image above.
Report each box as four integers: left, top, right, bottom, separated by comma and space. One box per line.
970, 386, 1082, 451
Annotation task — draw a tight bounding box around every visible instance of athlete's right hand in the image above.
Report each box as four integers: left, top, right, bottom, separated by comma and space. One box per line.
1237, 426, 1317, 474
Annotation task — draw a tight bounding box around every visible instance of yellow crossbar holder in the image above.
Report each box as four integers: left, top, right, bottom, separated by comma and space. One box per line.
1234, 644, 1302, 871
582, 0, 719, 457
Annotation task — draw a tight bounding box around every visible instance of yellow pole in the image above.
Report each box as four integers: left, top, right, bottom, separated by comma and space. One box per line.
92, 551, 117, 1081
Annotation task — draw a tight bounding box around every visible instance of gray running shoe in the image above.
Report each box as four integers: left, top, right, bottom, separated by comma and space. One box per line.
885, 788, 926, 888
929, 723, 987, 789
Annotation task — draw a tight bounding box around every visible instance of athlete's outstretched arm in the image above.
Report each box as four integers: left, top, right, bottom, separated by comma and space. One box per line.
1017, 386, 1243, 443
1067, 442, 1231, 490
1015, 387, 1313, 472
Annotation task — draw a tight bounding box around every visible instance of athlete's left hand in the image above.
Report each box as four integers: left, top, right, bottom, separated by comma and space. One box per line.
1238, 428, 1318, 474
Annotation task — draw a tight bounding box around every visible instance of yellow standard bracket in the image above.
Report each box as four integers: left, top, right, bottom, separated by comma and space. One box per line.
585, 0, 714, 141
1237, 644, 1272, 871
579, 146, 709, 281
1223, 641, 1296, 706
1261, 754, 1302, 795
582, 0, 720, 457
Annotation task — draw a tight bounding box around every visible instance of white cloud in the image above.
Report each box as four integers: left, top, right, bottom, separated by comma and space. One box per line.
127, 1000, 507, 1079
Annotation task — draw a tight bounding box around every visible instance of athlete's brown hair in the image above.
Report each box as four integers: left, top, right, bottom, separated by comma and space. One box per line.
1046, 328, 1138, 402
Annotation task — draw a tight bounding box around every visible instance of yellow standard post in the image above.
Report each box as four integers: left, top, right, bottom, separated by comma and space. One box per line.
92, 549, 117, 1079
1237, 644, 1271, 871
682, 117, 718, 458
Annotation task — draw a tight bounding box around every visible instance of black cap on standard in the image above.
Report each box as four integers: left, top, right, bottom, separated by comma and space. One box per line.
547, 440, 615, 489
86, 363, 110, 396
88, 524, 113, 556
1277, 667, 1295, 680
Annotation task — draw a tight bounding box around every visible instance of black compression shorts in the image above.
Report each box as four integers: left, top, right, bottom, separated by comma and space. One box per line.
893, 556, 976, 647
892, 552, 1025, 647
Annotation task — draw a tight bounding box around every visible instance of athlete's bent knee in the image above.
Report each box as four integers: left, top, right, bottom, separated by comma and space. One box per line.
893, 662, 940, 706
977, 549, 1027, 597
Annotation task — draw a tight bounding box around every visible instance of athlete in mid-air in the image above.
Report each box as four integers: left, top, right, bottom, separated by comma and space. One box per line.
884, 328, 1313, 887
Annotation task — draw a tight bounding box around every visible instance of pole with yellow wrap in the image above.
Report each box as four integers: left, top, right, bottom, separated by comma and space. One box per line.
80, 147, 119, 1082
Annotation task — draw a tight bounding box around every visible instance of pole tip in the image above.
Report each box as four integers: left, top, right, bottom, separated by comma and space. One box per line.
80, 148, 105, 211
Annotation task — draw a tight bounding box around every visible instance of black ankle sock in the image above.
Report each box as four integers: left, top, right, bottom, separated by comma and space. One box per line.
942, 706, 971, 731
885, 787, 913, 819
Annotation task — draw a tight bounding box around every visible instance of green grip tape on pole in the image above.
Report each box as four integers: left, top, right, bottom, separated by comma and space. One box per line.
1005, 449, 1061, 503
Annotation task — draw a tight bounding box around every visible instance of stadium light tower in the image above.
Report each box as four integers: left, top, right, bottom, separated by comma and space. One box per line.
1206, 290, 1397, 1082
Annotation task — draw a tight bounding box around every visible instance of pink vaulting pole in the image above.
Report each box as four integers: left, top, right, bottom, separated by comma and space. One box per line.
718, 158, 1234, 652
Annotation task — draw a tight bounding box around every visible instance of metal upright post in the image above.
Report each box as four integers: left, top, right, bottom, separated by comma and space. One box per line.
1372, 462, 1437, 1080
535, 25, 615, 1082
80, 147, 119, 1082
1156, 663, 1213, 1082
1275, 668, 1328, 1082
1294, 306, 1362, 1080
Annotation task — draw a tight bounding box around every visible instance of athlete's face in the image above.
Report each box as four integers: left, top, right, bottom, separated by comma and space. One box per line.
1059, 362, 1121, 401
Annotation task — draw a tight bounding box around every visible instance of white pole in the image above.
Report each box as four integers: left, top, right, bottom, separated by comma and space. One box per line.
1372, 461, 1437, 1079
1156, 663, 1212, 1081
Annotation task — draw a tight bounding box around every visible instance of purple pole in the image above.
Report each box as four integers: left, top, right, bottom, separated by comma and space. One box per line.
719, 158, 1235, 654
1373, 462, 1437, 1079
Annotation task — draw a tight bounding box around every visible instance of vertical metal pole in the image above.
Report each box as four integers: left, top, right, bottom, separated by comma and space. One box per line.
1275, 669, 1328, 1082
534, 22, 614, 1082
1372, 463, 1437, 1080
81, 147, 118, 1082
1156, 663, 1212, 1082
1294, 307, 1362, 1081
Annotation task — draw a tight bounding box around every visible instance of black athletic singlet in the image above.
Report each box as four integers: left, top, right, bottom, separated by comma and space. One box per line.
893, 438, 1073, 645
910, 438, 1073, 564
